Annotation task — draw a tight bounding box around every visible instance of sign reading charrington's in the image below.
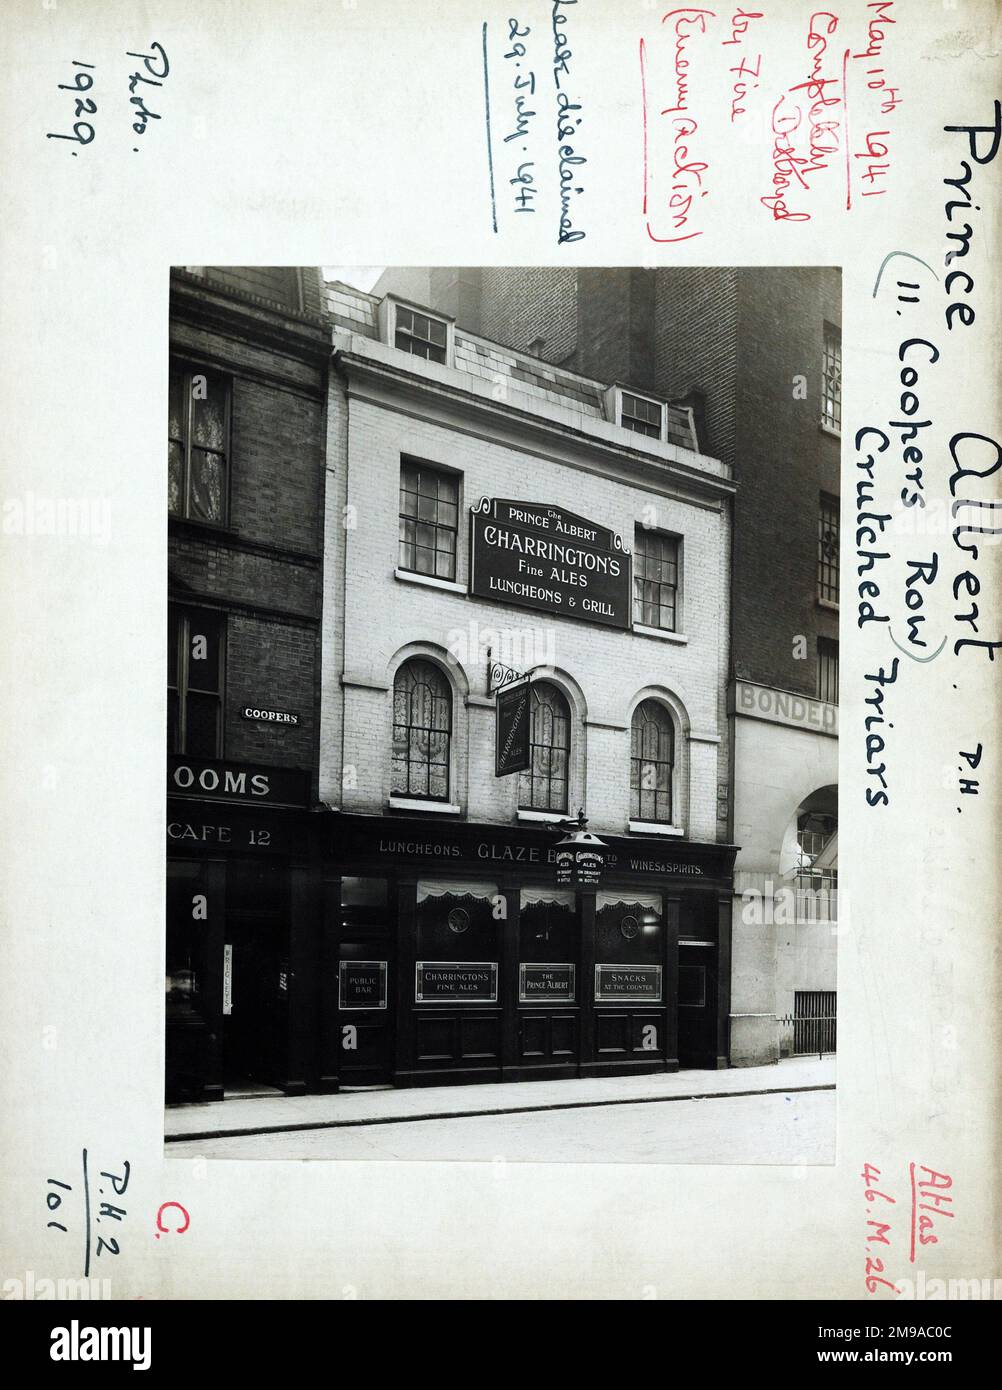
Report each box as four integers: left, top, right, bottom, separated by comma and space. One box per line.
470, 498, 631, 630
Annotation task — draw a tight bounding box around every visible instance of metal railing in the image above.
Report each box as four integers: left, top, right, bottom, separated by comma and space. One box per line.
778, 993, 837, 1057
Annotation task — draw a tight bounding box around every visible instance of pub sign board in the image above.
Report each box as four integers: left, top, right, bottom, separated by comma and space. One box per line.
415, 961, 499, 1003
519, 962, 576, 1003
496, 678, 531, 777
338, 960, 388, 1011
470, 497, 631, 630
594, 964, 663, 1002
555, 843, 606, 889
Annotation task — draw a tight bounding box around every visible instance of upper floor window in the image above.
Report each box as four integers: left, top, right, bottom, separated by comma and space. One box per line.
633, 527, 680, 631
395, 305, 448, 364
169, 363, 230, 525
391, 659, 452, 801
631, 700, 675, 824
817, 637, 839, 704
621, 391, 664, 439
398, 460, 459, 580
818, 494, 840, 605
518, 683, 570, 814
822, 324, 842, 432
169, 605, 225, 758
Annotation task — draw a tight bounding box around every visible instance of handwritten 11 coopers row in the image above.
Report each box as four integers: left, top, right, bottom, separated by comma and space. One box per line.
854, 105, 1000, 810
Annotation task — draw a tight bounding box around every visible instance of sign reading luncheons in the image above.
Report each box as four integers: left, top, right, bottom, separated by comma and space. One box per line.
594, 964, 663, 1002
339, 960, 388, 1011
415, 961, 499, 1003
470, 498, 631, 629
519, 963, 576, 1002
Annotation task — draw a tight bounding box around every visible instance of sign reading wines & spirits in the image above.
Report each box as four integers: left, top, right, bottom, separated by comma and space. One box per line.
519, 963, 576, 1002
594, 964, 663, 1002
470, 498, 631, 629
415, 961, 498, 1003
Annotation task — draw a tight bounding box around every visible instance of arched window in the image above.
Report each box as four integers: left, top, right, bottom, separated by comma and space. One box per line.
391, 659, 452, 801
518, 683, 570, 813
630, 700, 675, 823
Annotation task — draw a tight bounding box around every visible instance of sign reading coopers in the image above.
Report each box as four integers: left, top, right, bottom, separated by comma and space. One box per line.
470, 497, 631, 630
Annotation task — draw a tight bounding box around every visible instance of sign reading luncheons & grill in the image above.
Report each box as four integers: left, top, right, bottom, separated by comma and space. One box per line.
470, 498, 631, 629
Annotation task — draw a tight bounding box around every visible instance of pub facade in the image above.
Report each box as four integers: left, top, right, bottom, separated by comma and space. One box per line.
316, 281, 738, 1089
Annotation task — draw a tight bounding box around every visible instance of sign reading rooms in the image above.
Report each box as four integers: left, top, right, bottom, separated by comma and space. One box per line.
470, 498, 631, 630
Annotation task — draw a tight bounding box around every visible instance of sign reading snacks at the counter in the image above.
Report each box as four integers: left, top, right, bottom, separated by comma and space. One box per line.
470, 498, 631, 629
415, 961, 498, 1003
338, 960, 387, 1011
594, 964, 662, 1002
519, 963, 576, 1003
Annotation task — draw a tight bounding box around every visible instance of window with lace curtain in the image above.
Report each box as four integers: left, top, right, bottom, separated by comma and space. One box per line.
391, 659, 452, 800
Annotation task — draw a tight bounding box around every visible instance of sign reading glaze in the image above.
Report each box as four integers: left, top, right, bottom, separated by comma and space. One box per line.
519, 963, 576, 1003
339, 960, 388, 1011
415, 961, 499, 1003
594, 964, 663, 1002
470, 498, 631, 629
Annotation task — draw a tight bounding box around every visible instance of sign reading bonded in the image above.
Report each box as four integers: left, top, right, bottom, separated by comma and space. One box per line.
496, 678, 531, 777
470, 498, 631, 629
415, 961, 498, 1003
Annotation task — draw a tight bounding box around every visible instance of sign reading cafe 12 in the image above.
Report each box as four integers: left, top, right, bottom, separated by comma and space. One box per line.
470, 498, 631, 630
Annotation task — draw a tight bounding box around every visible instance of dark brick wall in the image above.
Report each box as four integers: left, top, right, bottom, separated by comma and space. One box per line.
168, 272, 327, 783
654, 268, 739, 467
730, 267, 841, 694
479, 266, 578, 363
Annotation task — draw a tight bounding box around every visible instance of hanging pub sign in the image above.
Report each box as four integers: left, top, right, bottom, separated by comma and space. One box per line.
554, 814, 608, 889
495, 676, 531, 777
470, 497, 631, 630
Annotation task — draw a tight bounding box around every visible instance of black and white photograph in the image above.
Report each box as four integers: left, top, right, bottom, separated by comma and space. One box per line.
165, 265, 841, 1165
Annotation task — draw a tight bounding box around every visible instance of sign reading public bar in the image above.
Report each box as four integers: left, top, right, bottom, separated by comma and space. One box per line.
495, 678, 531, 777
519, 963, 576, 1003
594, 964, 663, 1002
415, 961, 499, 1003
470, 498, 631, 629
338, 960, 388, 1011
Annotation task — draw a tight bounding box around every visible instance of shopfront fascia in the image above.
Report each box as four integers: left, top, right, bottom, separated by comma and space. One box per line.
321, 812, 737, 1091
166, 756, 322, 1103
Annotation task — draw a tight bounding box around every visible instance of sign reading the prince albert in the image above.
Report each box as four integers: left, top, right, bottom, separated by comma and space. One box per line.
415, 961, 498, 1003
470, 498, 631, 629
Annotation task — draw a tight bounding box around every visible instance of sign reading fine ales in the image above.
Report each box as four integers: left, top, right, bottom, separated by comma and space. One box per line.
470, 498, 631, 629
415, 961, 498, 1003
496, 678, 531, 777
338, 960, 388, 1011
519, 962, 576, 1002
594, 964, 663, 1002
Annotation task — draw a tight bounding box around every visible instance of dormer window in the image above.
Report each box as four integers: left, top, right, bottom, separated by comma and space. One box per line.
621, 391, 663, 439
604, 385, 668, 442
394, 305, 448, 364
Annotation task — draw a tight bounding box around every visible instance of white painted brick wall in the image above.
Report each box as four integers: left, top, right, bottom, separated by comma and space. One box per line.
320, 368, 732, 845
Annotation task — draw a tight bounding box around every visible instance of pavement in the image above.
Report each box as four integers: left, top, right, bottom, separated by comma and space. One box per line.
165, 1054, 835, 1144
